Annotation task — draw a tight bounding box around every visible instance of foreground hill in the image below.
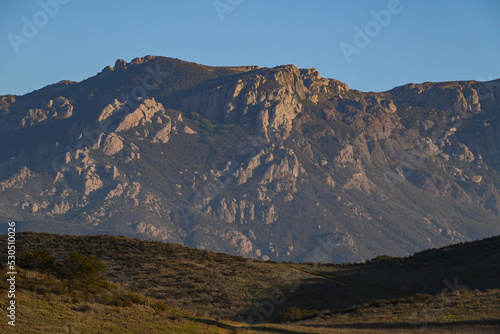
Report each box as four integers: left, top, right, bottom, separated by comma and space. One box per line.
1, 56, 500, 262
0, 232, 499, 333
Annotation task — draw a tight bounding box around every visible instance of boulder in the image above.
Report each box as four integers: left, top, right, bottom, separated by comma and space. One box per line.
102, 133, 124, 155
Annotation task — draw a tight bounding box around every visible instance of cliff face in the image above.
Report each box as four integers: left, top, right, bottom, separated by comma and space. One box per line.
390, 80, 500, 113
0, 56, 499, 262
175, 65, 349, 142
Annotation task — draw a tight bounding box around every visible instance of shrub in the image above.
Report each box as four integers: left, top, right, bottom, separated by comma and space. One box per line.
368, 255, 400, 264
62, 253, 107, 287
124, 292, 144, 304
151, 300, 168, 314
95, 290, 144, 307
298, 99, 315, 106
190, 112, 201, 120
75, 303, 93, 312
410, 293, 434, 303
277, 306, 314, 322
108, 295, 133, 307
18, 250, 57, 272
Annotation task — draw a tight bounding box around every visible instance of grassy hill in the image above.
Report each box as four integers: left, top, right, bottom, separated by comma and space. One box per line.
0, 232, 499, 333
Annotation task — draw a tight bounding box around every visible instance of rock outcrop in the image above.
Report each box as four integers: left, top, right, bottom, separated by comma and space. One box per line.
152, 117, 172, 143
102, 133, 124, 155
0, 167, 32, 192
116, 98, 165, 132
105, 183, 124, 200
176, 65, 343, 141
0, 96, 73, 131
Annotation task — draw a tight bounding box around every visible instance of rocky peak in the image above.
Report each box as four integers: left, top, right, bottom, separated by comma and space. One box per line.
268, 64, 307, 99
114, 59, 127, 71
130, 55, 156, 65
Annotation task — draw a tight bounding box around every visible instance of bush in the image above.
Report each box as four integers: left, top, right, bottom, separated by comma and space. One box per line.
368, 255, 400, 264
62, 253, 107, 287
151, 300, 168, 314
75, 303, 93, 312
298, 98, 315, 106
95, 290, 144, 307
277, 306, 314, 322
109, 295, 133, 307
124, 292, 144, 304
410, 293, 434, 303
18, 250, 57, 272
190, 112, 202, 120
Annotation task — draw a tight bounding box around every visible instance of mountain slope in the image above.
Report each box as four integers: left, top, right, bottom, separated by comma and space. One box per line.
0, 55, 499, 262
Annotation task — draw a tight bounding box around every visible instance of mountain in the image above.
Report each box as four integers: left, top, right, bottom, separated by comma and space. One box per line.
1, 55, 500, 262
1, 232, 499, 332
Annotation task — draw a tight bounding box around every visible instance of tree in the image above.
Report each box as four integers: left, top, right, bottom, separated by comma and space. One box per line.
62, 253, 107, 286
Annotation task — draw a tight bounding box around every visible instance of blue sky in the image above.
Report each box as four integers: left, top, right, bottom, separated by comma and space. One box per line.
1, 0, 499, 95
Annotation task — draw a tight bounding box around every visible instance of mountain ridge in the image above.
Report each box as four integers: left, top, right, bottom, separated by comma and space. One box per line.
1, 55, 499, 262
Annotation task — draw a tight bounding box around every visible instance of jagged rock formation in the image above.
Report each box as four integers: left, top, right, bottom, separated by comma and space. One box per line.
152, 117, 172, 143
0, 96, 73, 131
102, 133, 124, 155
0, 55, 499, 262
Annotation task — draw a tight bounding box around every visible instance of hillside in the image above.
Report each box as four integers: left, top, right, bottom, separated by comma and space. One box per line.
0, 232, 499, 333
0, 55, 500, 262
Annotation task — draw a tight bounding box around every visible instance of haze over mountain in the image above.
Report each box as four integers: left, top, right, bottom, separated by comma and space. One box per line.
1, 55, 499, 262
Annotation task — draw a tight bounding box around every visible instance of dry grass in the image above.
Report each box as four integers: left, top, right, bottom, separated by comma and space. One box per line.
8, 290, 221, 334
0, 232, 499, 333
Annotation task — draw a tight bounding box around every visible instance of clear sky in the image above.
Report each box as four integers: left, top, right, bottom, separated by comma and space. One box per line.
1, 0, 499, 96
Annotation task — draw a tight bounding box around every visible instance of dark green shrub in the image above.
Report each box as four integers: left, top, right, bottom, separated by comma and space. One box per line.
277, 306, 314, 322
18, 249, 57, 272
368, 254, 401, 264
62, 253, 107, 286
